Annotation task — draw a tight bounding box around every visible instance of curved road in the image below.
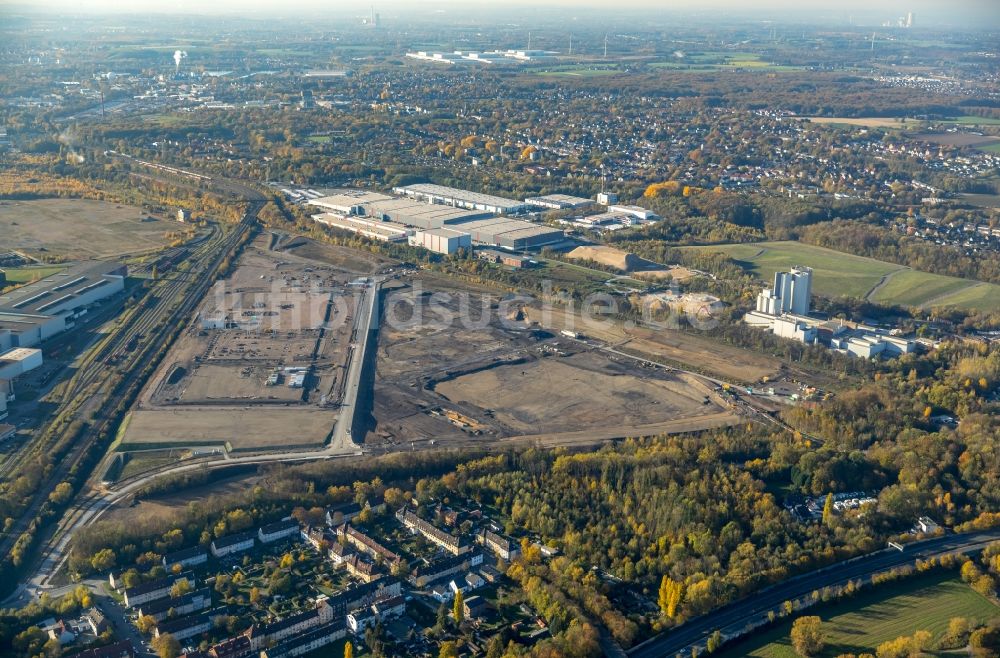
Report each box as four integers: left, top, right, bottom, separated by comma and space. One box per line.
5, 273, 386, 605
628, 529, 1000, 658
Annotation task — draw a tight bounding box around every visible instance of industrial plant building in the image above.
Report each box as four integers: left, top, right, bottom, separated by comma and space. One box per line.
754, 266, 813, 317
409, 228, 472, 255
362, 197, 491, 230
606, 204, 661, 221
308, 187, 564, 251
312, 213, 411, 243
0, 346, 43, 421
525, 194, 594, 210
0, 261, 124, 419
744, 266, 916, 359
0, 261, 127, 349
392, 183, 527, 215
450, 217, 562, 249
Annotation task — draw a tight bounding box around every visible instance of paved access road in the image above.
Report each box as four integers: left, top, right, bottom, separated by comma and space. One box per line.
628, 529, 1000, 658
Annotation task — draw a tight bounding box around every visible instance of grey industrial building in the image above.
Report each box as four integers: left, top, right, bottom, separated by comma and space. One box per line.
450, 217, 564, 249
363, 197, 491, 230
307, 188, 564, 251
524, 194, 594, 210
392, 183, 527, 214
0, 261, 126, 349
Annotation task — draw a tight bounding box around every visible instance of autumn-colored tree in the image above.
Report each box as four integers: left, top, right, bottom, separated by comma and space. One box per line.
822, 493, 834, 526
790, 616, 824, 656
658, 576, 683, 619
136, 615, 157, 634
344, 641, 353, 658
170, 579, 191, 598
453, 589, 465, 624
90, 548, 116, 572
152, 633, 180, 658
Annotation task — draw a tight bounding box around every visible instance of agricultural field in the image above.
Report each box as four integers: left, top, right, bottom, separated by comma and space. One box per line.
806, 117, 911, 129
0, 198, 178, 259
651, 51, 803, 72
939, 115, 1000, 126
714, 572, 999, 658
686, 241, 1000, 311
536, 66, 620, 78
910, 131, 1000, 149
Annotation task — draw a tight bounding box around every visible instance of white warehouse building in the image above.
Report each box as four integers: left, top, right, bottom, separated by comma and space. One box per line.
409, 228, 472, 255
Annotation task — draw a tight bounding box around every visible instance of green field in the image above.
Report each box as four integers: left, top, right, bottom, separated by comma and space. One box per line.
686, 241, 1000, 311
941, 115, 1000, 126
2, 265, 66, 285
868, 270, 973, 308
687, 241, 898, 298
536, 66, 620, 77
650, 51, 803, 72
980, 143, 1000, 154
714, 572, 998, 658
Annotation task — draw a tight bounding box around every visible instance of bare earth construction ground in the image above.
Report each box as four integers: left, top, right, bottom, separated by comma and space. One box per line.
119, 408, 341, 450
119, 235, 373, 454
435, 353, 727, 437
0, 198, 177, 259
370, 274, 739, 449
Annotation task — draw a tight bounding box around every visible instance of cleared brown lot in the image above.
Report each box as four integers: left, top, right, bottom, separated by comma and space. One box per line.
0, 198, 177, 258
119, 407, 337, 450
435, 352, 723, 436
523, 305, 779, 383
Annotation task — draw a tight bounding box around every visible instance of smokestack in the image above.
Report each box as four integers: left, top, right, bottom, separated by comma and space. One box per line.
173, 50, 187, 75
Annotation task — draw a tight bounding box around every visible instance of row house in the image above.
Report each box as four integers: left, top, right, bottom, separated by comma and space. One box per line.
123, 572, 194, 608
260, 621, 347, 658
337, 524, 401, 565
210, 531, 255, 558
397, 509, 469, 556
137, 587, 211, 622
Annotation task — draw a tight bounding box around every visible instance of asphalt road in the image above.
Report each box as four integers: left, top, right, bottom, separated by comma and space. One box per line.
628, 529, 1000, 658
6, 264, 387, 606
331, 275, 384, 450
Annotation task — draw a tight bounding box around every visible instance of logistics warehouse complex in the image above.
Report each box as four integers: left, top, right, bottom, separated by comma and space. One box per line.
307, 185, 564, 253
0, 261, 127, 350
0, 261, 126, 423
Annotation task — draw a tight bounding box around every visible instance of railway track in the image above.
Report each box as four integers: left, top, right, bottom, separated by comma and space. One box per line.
0, 225, 227, 483
0, 200, 262, 568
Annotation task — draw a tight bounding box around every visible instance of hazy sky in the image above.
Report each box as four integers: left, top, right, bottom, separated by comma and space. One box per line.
1, 0, 997, 27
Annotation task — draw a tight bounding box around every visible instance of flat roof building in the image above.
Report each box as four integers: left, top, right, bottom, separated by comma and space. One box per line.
409, 228, 472, 255
449, 217, 564, 249
393, 183, 527, 215
307, 191, 395, 215
524, 194, 594, 210
0, 261, 126, 318
312, 214, 411, 243
607, 204, 661, 220
363, 197, 492, 230
0, 347, 43, 380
